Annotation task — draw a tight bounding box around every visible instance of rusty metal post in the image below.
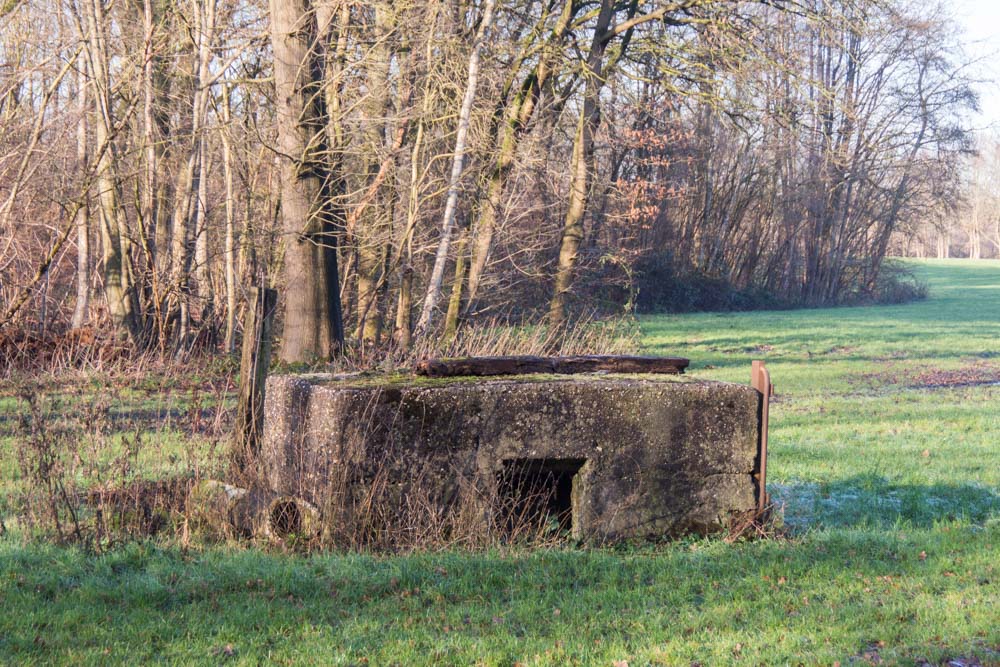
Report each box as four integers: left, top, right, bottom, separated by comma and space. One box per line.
751, 360, 773, 513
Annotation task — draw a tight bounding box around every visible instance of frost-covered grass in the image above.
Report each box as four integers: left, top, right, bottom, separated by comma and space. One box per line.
0, 259, 997, 665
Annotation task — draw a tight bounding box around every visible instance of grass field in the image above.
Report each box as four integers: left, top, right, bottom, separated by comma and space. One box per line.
1, 259, 998, 665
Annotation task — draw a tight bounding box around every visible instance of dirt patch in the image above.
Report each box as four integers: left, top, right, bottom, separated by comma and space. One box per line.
853, 361, 1000, 390
851, 363, 916, 390
910, 362, 1000, 389
712, 344, 774, 354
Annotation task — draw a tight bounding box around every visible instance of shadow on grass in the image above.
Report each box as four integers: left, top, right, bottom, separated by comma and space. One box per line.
774, 474, 1000, 531
0, 525, 996, 665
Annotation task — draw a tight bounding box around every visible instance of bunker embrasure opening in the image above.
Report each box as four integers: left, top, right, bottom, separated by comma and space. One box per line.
497, 458, 586, 537
269, 499, 302, 538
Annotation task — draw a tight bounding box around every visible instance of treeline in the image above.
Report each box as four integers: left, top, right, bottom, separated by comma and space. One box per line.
0, 0, 976, 360
897, 135, 1000, 261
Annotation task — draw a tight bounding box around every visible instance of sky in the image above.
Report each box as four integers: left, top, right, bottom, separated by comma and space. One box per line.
951, 0, 1000, 135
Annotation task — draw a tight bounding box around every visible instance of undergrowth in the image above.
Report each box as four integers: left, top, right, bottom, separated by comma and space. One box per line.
2, 314, 641, 552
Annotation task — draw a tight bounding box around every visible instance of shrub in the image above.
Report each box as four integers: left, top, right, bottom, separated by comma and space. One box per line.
631, 253, 786, 314
866, 261, 929, 305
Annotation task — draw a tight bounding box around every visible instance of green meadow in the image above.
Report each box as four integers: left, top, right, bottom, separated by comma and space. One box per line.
1, 259, 997, 665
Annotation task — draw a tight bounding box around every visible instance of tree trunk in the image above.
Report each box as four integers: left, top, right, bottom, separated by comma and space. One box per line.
465, 0, 577, 315
393, 264, 413, 349
548, 0, 617, 328
221, 83, 237, 353
169, 0, 216, 348
443, 229, 469, 343
415, 0, 496, 336
354, 2, 393, 345
194, 135, 214, 322
969, 212, 981, 260
392, 3, 440, 349
84, 0, 140, 342
548, 110, 589, 328
142, 0, 171, 291
271, 0, 345, 363
71, 63, 90, 329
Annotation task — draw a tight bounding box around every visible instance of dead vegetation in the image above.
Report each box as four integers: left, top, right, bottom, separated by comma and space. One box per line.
3, 316, 646, 552
7, 384, 599, 552
0, 326, 132, 374
724, 502, 785, 543
219, 444, 599, 553
3, 371, 229, 550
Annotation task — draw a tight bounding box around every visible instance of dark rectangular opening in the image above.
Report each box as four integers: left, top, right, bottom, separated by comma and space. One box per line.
496, 458, 586, 538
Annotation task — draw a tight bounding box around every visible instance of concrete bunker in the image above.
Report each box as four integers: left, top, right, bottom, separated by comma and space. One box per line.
258, 356, 772, 544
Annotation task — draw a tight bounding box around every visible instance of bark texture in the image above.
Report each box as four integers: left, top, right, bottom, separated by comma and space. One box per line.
270, 0, 344, 362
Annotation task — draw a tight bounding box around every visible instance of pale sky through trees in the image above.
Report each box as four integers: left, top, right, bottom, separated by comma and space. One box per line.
952, 0, 1000, 133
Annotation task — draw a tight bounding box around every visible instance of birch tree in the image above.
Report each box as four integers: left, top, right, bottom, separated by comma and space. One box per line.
415, 0, 496, 335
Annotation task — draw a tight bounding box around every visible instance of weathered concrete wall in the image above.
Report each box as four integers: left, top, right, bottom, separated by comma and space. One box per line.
261, 374, 761, 543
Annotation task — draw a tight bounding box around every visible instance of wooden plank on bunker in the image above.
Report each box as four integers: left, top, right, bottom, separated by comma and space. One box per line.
415, 354, 690, 377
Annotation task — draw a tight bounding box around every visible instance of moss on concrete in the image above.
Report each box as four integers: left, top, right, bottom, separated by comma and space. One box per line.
300, 371, 702, 391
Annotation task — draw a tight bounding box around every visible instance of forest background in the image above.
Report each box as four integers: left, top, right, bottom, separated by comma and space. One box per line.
0, 0, 988, 364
